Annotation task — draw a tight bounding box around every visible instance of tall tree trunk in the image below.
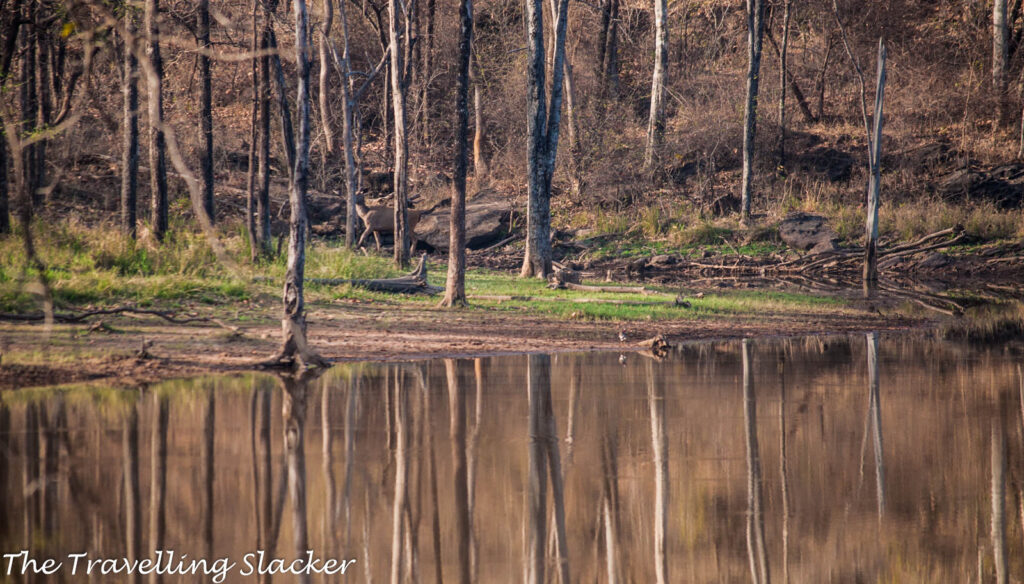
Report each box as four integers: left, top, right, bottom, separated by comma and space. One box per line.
777, 0, 792, 175
122, 11, 140, 238
389, 0, 410, 267
199, 0, 214, 222
520, 0, 569, 278
246, 0, 259, 259
258, 23, 272, 254
994, 0, 1009, 126
442, 0, 473, 307
740, 0, 766, 223
319, 0, 336, 155
33, 9, 49, 207
273, 0, 324, 366
643, 0, 668, 171
335, 0, 360, 249
20, 5, 38, 209
549, 0, 580, 197
864, 41, 886, 285
421, 0, 436, 143
148, 394, 168, 584
472, 51, 487, 182
146, 0, 169, 240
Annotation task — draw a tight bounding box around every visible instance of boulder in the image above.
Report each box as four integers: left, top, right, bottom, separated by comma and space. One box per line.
415, 193, 513, 251
778, 213, 840, 252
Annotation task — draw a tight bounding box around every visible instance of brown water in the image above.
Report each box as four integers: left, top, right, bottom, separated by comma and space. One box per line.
1, 334, 1022, 583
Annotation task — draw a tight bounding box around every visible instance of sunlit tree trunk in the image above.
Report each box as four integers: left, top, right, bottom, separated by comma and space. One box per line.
643, 0, 668, 172
777, 0, 792, 176
863, 42, 886, 285
145, 0, 169, 240
994, 0, 1009, 126
271, 0, 325, 367
199, 0, 214, 222
441, 0, 473, 307
388, 0, 411, 267
740, 0, 766, 223
319, 0, 336, 155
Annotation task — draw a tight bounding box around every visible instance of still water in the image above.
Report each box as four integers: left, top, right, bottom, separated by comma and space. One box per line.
0, 334, 1022, 582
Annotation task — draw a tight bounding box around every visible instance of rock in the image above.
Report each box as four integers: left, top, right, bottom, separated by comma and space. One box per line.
414, 192, 514, 251
778, 212, 840, 252
937, 163, 1024, 209
649, 254, 676, 267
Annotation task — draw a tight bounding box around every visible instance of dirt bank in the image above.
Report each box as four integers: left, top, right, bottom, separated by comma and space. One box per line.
1, 300, 922, 390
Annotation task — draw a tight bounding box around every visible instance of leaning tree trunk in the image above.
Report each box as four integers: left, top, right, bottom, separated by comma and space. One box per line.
740, 0, 766, 223
389, 0, 411, 267
273, 0, 325, 367
121, 10, 140, 239
643, 0, 668, 172
199, 0, 214, 223
145, 0, 169, 240
442, 0, 473, 307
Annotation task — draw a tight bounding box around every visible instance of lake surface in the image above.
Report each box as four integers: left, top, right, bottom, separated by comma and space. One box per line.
1, 334, 1022, 582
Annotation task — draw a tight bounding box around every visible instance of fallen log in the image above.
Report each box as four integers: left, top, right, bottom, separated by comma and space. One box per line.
555, 282, 654, 294
307, 254, 443, 295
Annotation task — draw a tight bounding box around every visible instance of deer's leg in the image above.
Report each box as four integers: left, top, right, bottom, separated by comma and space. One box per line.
357, 227, 371, 248
373, 232, 382, 252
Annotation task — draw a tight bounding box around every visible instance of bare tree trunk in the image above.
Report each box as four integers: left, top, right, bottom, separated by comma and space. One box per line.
863, 41, 886, 285
441, 0, 473, 307
743, 340, 770, 584
740, 0, 766, 223
258, 20, 272, 254
777, 0, 792, 175
994, 0, 1009, 126
520, 0, 569, 279
271, 0, 325, 367
33, 7, 50, 207
270, 29, 297, 181
246, 0, 259, 259
389, 0, 410, 267
122, 10, 140, 239
123, 402, 141, 584
0, 125, 8, 234
281, 373, 311, 584
145, 0, 169, 240
421, 0, 436, 143
643, 0, 668, 172
319, 0, 336, 155
148, 394, 168, 584
647, 359, 668, 584
199, 0, 215, 223
336, 0, 360, 249
472, 52, 487, 182
549, 0, 581, 197
446, 360, 472, 584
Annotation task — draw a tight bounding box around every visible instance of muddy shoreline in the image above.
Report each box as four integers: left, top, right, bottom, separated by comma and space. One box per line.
1, 304, 925, 390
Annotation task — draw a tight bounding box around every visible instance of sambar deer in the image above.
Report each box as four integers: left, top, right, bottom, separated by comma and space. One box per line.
354, 193, 431, 252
